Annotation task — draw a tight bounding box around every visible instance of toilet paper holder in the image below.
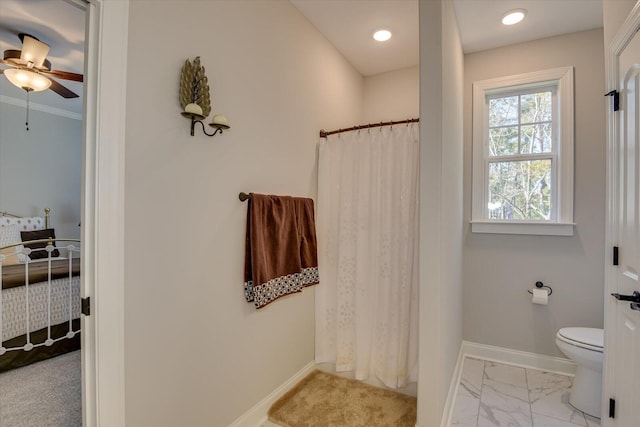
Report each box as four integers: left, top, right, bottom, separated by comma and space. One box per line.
528, 281, 553, 296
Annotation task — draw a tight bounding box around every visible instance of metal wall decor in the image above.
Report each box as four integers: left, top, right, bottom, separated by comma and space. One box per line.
179, 56, 230, 137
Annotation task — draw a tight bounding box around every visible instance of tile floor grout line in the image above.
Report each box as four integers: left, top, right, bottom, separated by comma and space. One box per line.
474, 358, 485, 427
524, 368, 534, 427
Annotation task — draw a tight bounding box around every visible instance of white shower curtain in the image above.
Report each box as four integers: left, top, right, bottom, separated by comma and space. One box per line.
315, 123, 420, 389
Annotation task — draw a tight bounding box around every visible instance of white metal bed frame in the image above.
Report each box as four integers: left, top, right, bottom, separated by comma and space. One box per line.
0, 209, 81, 358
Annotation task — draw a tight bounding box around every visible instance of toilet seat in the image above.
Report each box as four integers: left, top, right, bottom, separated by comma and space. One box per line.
557, 327, 603, 353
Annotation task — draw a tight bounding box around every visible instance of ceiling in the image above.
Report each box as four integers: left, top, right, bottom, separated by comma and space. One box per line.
0, 0, 603, 115
454, 0, 603, 54
290, 0, 420, 77
290, 0, 603, 76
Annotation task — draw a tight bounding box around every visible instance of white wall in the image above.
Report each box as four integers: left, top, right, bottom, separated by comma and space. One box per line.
0, 101, 82, 240
362, 66, 419, 123
124, 1, 363, 425
418, 0, 464, 425
462, 29, 606, 357
603, 0, 638, 50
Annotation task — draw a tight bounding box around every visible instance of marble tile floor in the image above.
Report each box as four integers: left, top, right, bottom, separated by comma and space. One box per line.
450, 357, 601, 427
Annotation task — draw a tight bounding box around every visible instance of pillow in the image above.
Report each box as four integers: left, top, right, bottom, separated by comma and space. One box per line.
20, 229, 60, 259
0, 224, 26, 264
0, 216, 45, 231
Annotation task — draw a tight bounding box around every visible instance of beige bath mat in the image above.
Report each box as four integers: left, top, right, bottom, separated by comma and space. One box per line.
268, 370, 417, 427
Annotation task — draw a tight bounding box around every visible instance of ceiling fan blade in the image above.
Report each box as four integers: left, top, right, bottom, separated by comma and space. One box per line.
43, 69, 83, 82
48, 78, 79, 98
3, 50, 21, 67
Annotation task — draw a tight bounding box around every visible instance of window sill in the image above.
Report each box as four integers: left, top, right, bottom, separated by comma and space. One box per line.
470, 221, 575, 236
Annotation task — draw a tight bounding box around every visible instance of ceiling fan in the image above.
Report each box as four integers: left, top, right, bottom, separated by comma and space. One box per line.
0, 33, 83, 98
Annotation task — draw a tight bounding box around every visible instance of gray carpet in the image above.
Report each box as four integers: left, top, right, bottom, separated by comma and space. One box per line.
0, 350, 81, 427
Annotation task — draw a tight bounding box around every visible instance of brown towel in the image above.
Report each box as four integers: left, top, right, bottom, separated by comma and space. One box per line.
244, 193, 319, 308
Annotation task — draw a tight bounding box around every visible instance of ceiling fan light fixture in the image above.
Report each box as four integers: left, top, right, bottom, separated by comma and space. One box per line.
20, 35, 51, 68
501, 9, 526, 26
4, 68, 51, 92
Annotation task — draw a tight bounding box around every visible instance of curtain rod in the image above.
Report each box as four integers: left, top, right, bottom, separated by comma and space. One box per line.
319, 118, 419, 138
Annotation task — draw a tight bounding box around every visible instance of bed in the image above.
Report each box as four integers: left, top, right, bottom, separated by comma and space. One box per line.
0, 209, 81, 372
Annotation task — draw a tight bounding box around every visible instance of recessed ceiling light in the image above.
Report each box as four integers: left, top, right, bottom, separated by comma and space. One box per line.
501, 9, 526, 26
373, 29, 392, 42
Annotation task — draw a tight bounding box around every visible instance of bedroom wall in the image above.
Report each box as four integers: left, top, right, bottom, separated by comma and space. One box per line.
362, 65, 419, 123
462, 28, 606, 357
0, 101, 82, 240
417, 0, 464, 425
124, 1, 363, 426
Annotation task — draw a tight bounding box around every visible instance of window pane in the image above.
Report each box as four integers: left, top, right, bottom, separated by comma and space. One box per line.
521, 123, 552, 153
520, 91, 552, 124
489, 96, 518, 126
488, 159, 552, 220
489, 126, 518, 156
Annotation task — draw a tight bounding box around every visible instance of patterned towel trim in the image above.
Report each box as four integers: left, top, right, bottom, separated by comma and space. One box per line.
245, 267, 319, 308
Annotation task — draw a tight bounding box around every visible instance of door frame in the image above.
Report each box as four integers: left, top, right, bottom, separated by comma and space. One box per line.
603, 3, 640, 425
82, 0, 128, 425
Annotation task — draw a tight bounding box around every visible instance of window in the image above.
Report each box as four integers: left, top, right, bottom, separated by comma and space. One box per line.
471, 67, 574, 236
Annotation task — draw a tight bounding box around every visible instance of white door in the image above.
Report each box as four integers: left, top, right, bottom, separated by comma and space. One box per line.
610, 25, 640, 427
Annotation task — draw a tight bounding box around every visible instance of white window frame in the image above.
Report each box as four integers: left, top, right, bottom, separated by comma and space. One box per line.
471, 67, 575, 236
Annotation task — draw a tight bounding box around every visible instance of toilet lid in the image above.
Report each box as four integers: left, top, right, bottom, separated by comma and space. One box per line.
558, 327, 604, 351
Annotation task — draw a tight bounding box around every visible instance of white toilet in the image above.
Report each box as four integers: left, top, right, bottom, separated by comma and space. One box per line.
555, 327, 604, 418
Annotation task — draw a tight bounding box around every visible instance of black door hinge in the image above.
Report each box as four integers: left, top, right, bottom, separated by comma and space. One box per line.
605, 90, 620, 111
81, 297, 91, 316
609, 398, 616, 418
613, 246, 619, 266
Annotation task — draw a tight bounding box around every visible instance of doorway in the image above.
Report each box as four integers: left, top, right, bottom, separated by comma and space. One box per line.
79, 0, 128, 425
0, 0, 85, 424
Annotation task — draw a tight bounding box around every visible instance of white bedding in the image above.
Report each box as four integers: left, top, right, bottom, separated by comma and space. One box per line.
1, 276, 80, 342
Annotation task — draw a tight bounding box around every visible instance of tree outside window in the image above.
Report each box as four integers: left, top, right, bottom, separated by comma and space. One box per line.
487, 90, 554, 221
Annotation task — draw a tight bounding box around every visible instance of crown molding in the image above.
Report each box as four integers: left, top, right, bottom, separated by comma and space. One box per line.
0, 95, 82, 120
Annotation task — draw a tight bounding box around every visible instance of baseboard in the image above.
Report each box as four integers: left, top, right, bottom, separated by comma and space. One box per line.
461, 341, 576, 376
228, 361, 316, 427
440, 344, 466, 427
